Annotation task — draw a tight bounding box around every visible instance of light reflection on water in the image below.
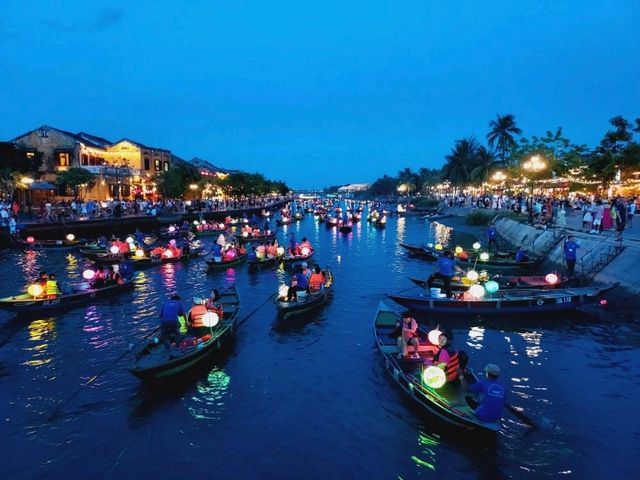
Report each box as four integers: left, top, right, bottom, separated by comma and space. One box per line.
187, 368, 231, 420
23, 318, 56, 367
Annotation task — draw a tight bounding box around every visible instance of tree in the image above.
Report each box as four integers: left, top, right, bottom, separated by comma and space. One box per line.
158, 162, 201, 198
367, 175, 397, 197
55, 168, 96, 199
0, 143, 44, 200
469, 146, 496, 186
396, 167, 419, 194
487, 114, 522, 164
416, 167, 441, 192
442, 137, 480, 186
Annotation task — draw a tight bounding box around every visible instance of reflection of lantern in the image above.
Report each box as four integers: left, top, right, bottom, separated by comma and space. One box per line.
202, 312, 219, 327
169, 239, 176, 246
28, 284, 44, 297
545, 273, 558, 285
110, 245, 120, 254
435, 244, 443, 251
467, 270, 479, 282
301, 247, 311, 256
469, 284, 485, 298
66, 234, 75, 241
472, 242, 481, 250
485, 280, 499, 294
126, 236, 134, 244
168, 226, 176, 233
135, 249, 144, 257
276, 246, 285, 256
26, 236, 35, 244
163, 249, 173, 258
428, 329, 442, 346
278, 284, 289, 298
83, 269, 95, 280
455, 246, 463, 255
479, 252, 490, 262
423, 366, 446, 388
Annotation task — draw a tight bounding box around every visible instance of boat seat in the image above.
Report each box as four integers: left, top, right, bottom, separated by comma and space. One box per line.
380, 344, 437, 355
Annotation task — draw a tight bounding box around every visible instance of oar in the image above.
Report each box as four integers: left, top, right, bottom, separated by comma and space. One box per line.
46, 326, 159, 423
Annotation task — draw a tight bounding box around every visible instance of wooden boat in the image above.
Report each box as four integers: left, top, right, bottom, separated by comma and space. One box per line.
130, 249, 203, 268
409, 274, 566, 292
0, 276, 135, 314
248, 254, 284, 269
275, 268, 333, 321
387, 283, 618, 317
283, 248, 314, 264
194, 226, 227, 237
421, 246, 537, 272
82, 251, 133, 265
373, 217, 387, 228
156, 213, 183, 224
234, 232, 276, 244
130, 287, 241, 381
373, 302, 499, 432
338, 224, 353, 233
276, 217, 293, 225
17, 238, 81, 250
205, 253, 248, 269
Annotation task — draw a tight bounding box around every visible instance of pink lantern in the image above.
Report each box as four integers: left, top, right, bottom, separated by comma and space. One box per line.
83, 269, 95, 280
26, 236, 35, 243
545, 273, 559, 285
169, 239, 177, 246
168, 226, 176, 233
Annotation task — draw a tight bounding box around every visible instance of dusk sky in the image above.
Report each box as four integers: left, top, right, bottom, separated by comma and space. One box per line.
1, 1, 638, 189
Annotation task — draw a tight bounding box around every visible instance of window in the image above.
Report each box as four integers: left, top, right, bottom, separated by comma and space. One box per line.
57, 152, 70, 166
144, 156, 150, 170
81, 154, 89, 166
26, 151, 36, 159
154, 159, 161, 171
39, 128, 48, 138
163, 161, 170, 171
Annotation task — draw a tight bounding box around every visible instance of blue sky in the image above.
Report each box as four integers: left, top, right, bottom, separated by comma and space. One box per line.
1, 1, 638, 188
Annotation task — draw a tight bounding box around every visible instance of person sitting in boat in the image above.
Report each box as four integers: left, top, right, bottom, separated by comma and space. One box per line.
300, 237, 312, 254
427, 251, 463, 298
92, 266, 107, 288
301, 262, 312, 281
45, 273, 60, 298
267, 241, 278, 258
187, 297, 208, 333
256, 242, 266, 259
159, 294, 186, 350
135, 229, 145, 246
238, 243, 247, 256
263, 220, 271, 234
515, 247, 529, 263
211, 242, 222, 262
396, 311, 420, 359
308, 265, 326, 292
286, 265, 309, 302
97, 236, 108, 249
223, 245, 237, 262
425, 332, 460, 382
462, 363, 506, 423
106, 265, 124, 285
205, 289, 224, 318
38, 271, 48, 291
288, 233, 298, 256
248, 246, 258, 262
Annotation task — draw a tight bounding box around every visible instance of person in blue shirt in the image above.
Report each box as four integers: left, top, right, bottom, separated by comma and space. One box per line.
286, 265, 309, 301
134, 229, 145, 247
288, 233, 298, 256
563, 235, 580, 277
463, 363, 506, 423
486, 224, 498, 251
159, 294, 186, 350
515, 246, 529, 263
211, 242, 222, 262
426, 251, 463, 298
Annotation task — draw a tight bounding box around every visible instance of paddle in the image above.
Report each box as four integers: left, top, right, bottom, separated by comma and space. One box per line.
46, 326, 159, 423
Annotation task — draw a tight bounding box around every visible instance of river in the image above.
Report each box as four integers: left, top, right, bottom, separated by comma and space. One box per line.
0, 214, 638, 479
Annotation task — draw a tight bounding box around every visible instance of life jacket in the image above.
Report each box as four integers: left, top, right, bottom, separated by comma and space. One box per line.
178, 314, 188, 334
45, 280, 59, 296
434, 346, 460, 381
309, 273, 325, 291
189, 304, 208, 328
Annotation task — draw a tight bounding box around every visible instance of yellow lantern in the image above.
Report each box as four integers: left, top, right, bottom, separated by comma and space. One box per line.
423, 366, 446, 389
455, 246, 463, 255
28, 284, 44, 297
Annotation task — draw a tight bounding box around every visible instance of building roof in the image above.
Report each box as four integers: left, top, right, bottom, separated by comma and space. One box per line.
113, 138, 170, 152
76, 131, 113, 148
11, 125, 107, 149
190, 157, 228, 174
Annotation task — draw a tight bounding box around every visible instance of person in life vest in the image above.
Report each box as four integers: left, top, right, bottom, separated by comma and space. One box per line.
92, 265, 107, 288
267, 241, 278, 258
425, 332, 460, 382
46, 273, 60, 298
396, 311, 420, 359
38, 271, 48, 291
299, 237, 312, 253
286, 265, 309, 302
188, 297, 208, 332
159, 294, 186, 350
462, 363, 506, 423
308, 266, 326, 292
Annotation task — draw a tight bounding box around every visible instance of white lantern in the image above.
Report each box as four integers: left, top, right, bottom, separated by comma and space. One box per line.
423, 366, 446, 389
202, 312, 219, 327
301, 246, 311, 256
163, 249, 174, 258
472, 242, 481, 250
545, 273, 559, 285
135, 249, 145, 258
479, 252, 490, 262
467, 270, 479, 282
126, 236, 134, 244
83, 269, 95, 280
469, 284, 485, 299
168, 226, 176, 233
428, 329, 442, 346
276, 246, 285, 256
66, 234, 75, 241
110, 245, 120, 254
278, 284, 289, 298
242, 231, 249, 237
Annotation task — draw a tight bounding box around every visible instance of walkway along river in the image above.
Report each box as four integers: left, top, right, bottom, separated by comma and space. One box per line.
0, 214, 638, 479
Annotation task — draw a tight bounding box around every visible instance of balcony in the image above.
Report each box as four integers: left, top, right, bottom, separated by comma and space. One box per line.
81, 165, 141, 177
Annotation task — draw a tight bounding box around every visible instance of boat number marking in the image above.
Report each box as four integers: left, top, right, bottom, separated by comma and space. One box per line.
556, 296, 572, 304
536, 299, 544, 306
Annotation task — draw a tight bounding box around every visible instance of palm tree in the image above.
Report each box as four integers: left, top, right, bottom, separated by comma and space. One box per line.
487, 114, 522, 164
396, 167, 418, 195
469, 147, 497, 186
442, 137, 480, 187
417, 167, 441, 192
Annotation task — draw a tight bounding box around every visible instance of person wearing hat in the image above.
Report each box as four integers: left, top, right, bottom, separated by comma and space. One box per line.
159, 294, 186, 350
301, 262, 312, 281
463, 363, 506, 422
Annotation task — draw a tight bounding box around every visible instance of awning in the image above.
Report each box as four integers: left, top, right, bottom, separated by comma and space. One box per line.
29, 182, 57, 190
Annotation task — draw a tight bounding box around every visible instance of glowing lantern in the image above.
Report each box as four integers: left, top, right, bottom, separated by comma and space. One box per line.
423, 366, 447, 389
467, 270, 479, 282
169, 239, 177, 246
485, 280, 499, 294
110, 245, 120, 254
472, 242, 481, 250
428, 328, 442, 346
126, 236, 134, 244
163, 249, 174, 258
600, 299, 608, 306
26, 236, 35, 244
479, 252, 490, 262
545, 273, 559, 285
435, 244, 443, 251
469, 284, 485, 299
278, 284, 289, 298
27, 284, 43, 297
276, 246, 285, 256
242, 231, 249, 237
427, 243, 434, 248
82, 269, 95, 280
66, 234, 75, 241
301, 247, 311, 256
135, 249, 145, 258
202, 312, 219, 327
455, 246, 463, 255
193, 220, 199, 225
218, 223, 225, 229
168, 226, 176, 233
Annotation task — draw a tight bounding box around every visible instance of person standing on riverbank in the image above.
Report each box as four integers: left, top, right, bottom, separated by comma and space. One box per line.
564, 235, 579, 278
615, 198, 627, 241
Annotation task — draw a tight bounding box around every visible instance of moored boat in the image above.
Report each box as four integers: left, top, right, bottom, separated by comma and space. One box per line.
247, 254, 284, 269
409, 273, 566, 292
130, 286, 241, 381
130, 249, 203, 268
373, 302, 499, 432
205, 253, 248, 269
16, 237, 81, 250
275, 268, 333, 321
421, 245, 537, 272
283, 248, 314, 264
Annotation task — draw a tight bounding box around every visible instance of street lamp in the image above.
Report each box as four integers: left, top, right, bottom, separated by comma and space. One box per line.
522, 155, 546, 223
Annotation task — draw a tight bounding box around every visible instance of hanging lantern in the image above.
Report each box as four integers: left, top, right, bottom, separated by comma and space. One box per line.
301, 247, 311, 256
135, 249, 145, 258
455, 246, 463, 255
485, 280, 499, 294
278, 284, 289, 298
469, 284, 485, 299
202, 312, 219, 327
110, 245, 120, 254
193, 220, 199, 225
423, 366, 447, 389
26, 236, 35, 244
82, 269, 95, 280
545, 273, 559, 285
428, 328, 442, 346
66, 234, 75, 242
479, 252, 490, 262
472, 242, 481, 250
163, 249, 174, 258
27, 284, 44, 297
276, 246, 285, 256
467, 270, 479, 282
435, 244, 443, 251
125, 236, 134, 244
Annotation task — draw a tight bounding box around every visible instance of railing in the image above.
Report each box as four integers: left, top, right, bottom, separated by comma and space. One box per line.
81, 165, 141, 176
579, 233, 625, 283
